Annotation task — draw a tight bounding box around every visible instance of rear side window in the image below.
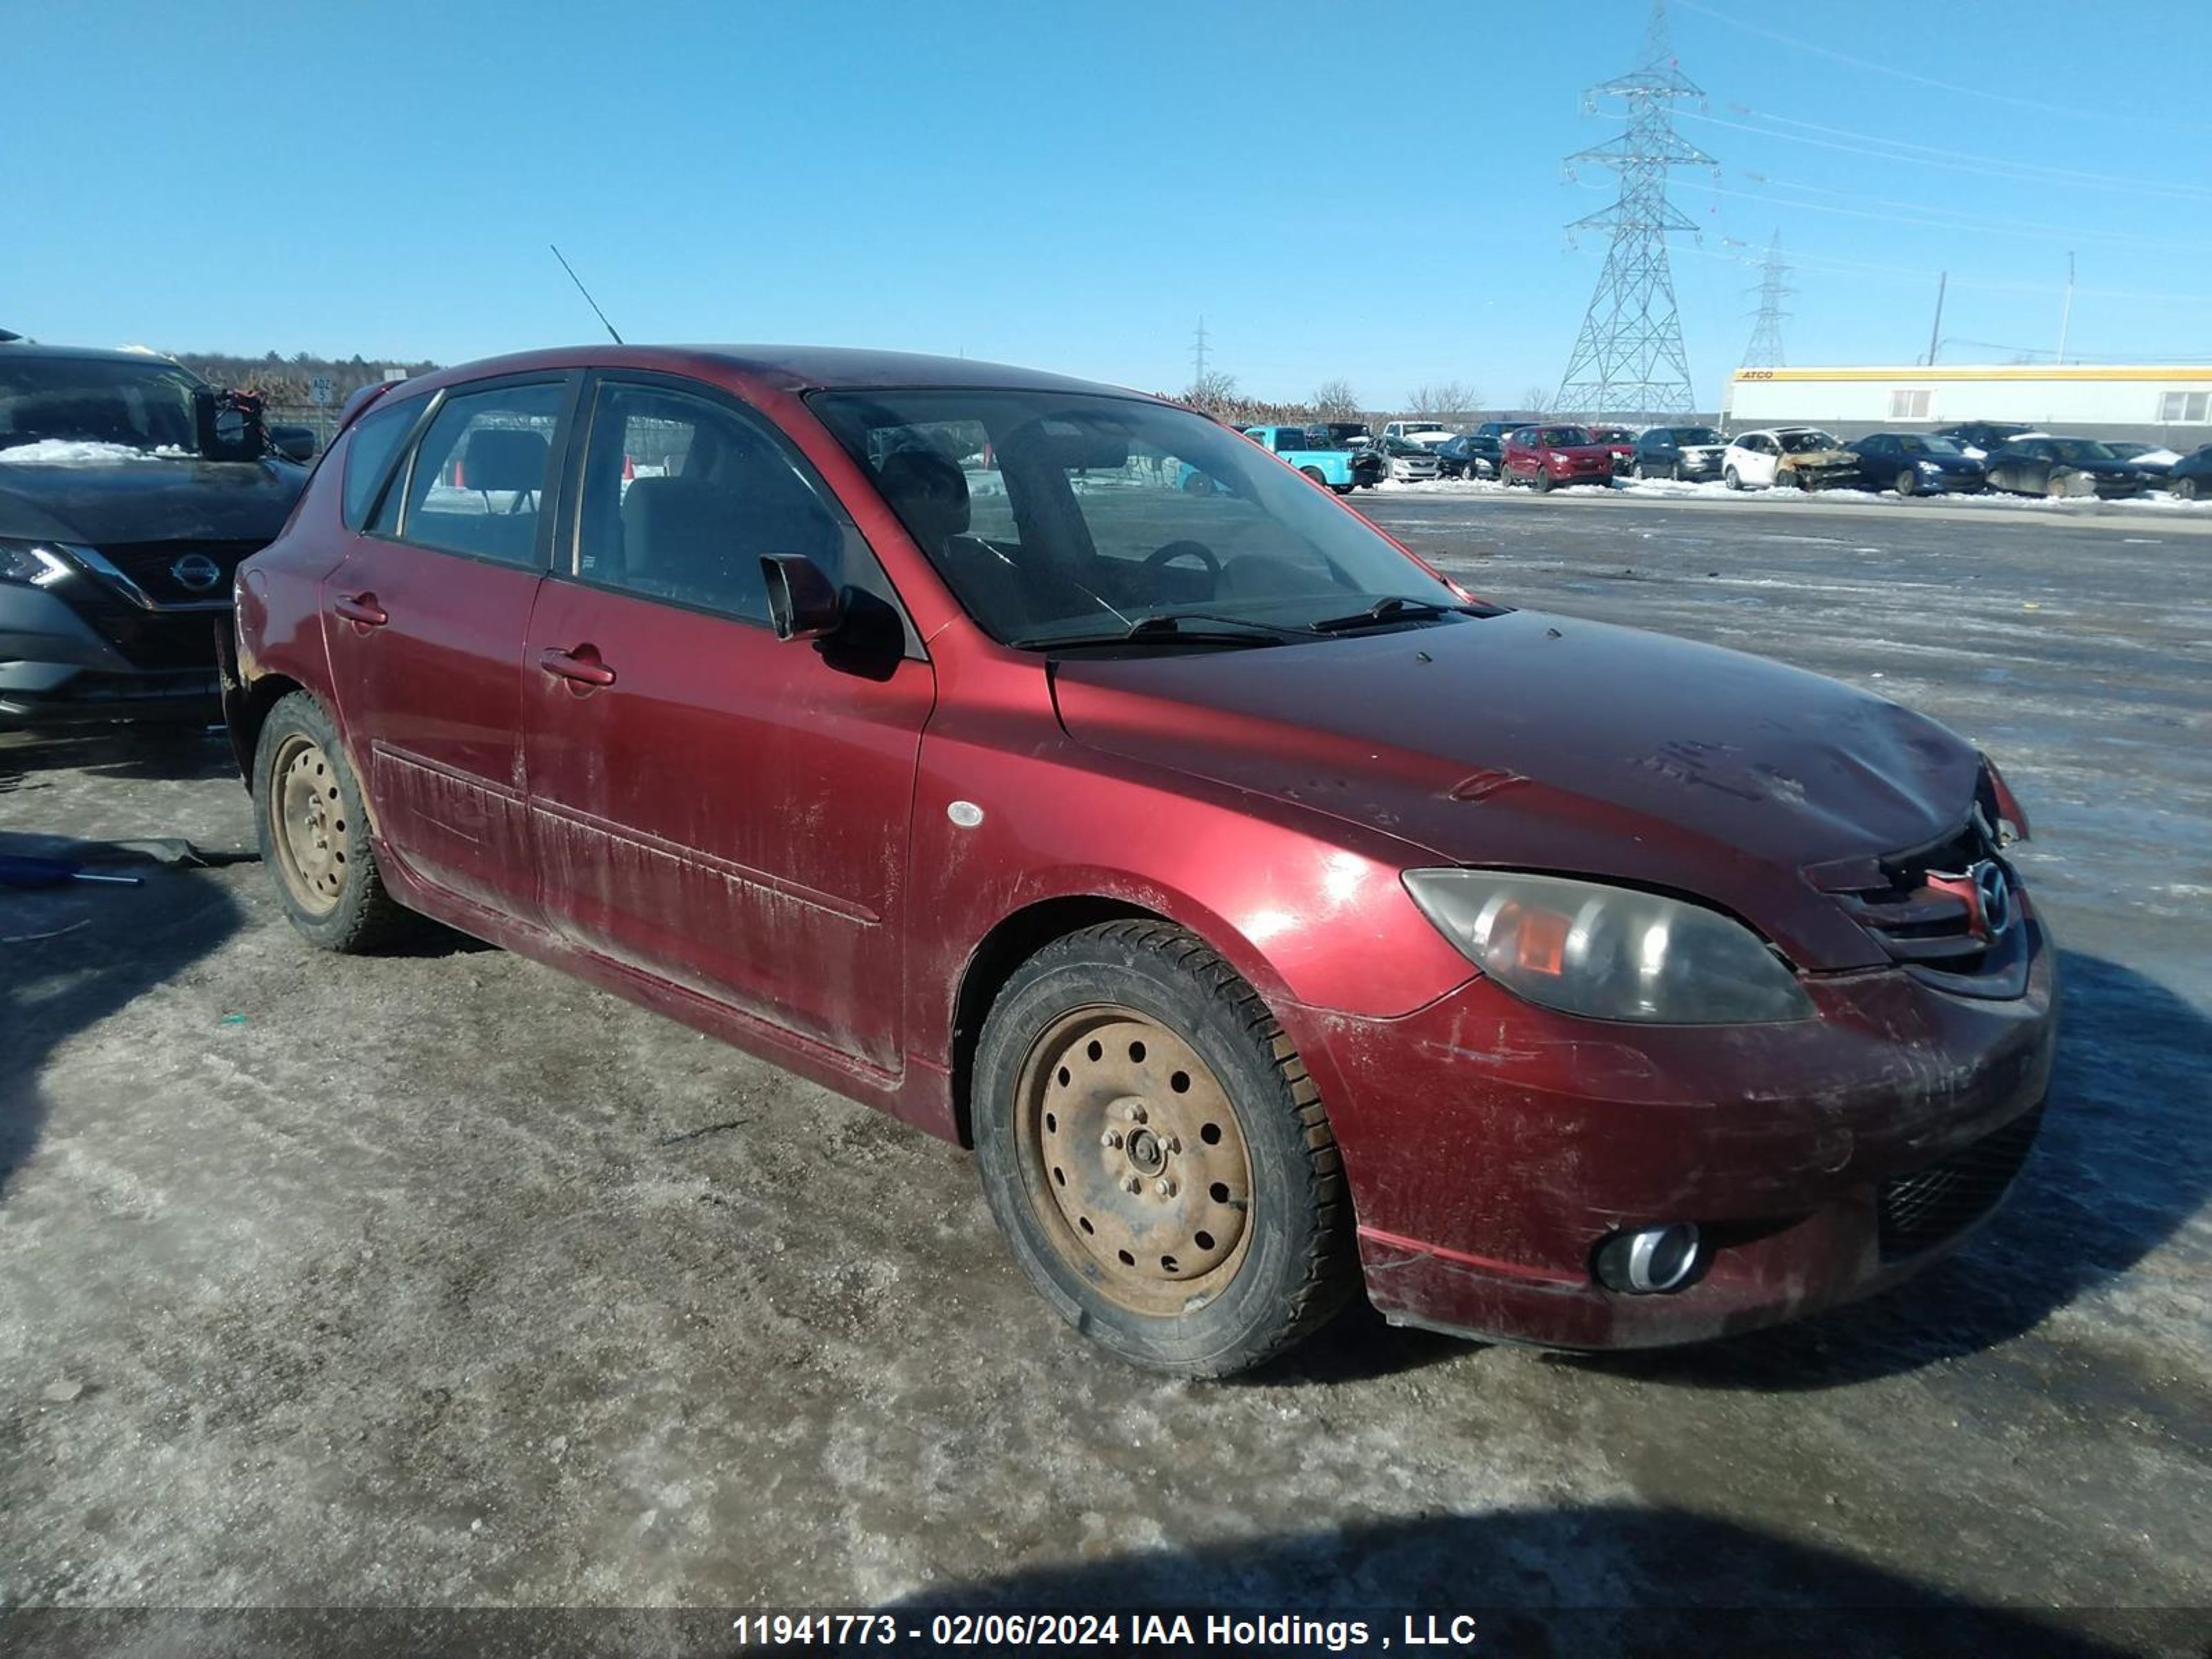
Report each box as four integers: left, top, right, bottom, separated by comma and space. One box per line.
340, 399, 420, 530
394, 380, 566, 566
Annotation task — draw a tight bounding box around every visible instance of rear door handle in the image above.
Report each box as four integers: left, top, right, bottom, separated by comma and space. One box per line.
332, 592, 388, 627
538, 645, 616, 688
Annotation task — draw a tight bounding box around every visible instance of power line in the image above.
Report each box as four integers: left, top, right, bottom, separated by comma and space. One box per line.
1672, 0, 2212, 138
1683, 108, 2212, 203
1555, 0, 1711, 420
1667, 175, 2211, 256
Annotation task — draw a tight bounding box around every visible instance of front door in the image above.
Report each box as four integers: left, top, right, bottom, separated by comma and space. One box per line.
321, 375, 572, 921
521, 374, 934, 1071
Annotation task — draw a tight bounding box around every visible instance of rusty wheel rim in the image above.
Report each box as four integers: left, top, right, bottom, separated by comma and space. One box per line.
269, 733, 347, 915
1014, 1006, 1255, 1318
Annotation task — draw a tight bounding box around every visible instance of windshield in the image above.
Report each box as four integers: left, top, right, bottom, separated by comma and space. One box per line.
1671, 427, 1723, 445
1779, 430, 1841, 453
2047, 438, 2117, 464
811, 388, 1461, 646
1895, 435, 1967, 458
0, 354, 204, 453
1537, 426, 1592, 446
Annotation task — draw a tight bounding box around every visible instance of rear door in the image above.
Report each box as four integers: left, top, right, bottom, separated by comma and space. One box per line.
321, 373, 574, 921
521, 373, 934, 1070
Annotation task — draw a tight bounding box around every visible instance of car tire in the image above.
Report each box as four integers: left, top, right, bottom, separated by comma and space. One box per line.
1629, 458, 1646, 480
1330, 482, 1353, 495
1895, 469, 1918, 498
1181, 473, 1214, 496
1723, 466, 1742, 489
2046, 476, 2070, 500
1300, 466, 1327, 487
971, 919, 1356, 1378
2175, 476, 2200, 501
1533, 469, 1553, 494
252, 690, 417, 953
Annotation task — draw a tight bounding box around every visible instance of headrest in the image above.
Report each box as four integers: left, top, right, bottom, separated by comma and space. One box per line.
876, 447, 969, 545
464, 429, 549, 493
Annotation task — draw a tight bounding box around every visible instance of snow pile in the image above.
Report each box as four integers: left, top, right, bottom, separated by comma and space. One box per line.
0, 440, 184, 466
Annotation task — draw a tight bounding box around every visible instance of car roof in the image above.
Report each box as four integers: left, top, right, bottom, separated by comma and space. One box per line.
397, 344, 1139, 402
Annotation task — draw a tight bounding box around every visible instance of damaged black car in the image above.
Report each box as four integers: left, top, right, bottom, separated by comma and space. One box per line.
0, 340, 311, 729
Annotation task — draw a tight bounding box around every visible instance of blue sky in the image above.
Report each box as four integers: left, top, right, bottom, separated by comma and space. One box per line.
10, 0, 2209, 411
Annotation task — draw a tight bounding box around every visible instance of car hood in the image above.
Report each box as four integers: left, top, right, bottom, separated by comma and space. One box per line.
1051, 610, 1985, 970
0, 451, 308, 545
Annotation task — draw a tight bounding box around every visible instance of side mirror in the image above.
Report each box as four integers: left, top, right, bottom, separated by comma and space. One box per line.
762, 554, 843, 641
268, 424, 317, 463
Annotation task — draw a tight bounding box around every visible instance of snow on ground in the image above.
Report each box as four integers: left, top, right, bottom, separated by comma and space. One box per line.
1371, 474, 2211, 516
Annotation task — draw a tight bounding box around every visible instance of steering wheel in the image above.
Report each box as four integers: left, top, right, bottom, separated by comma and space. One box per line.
1143, 539, 1222, 580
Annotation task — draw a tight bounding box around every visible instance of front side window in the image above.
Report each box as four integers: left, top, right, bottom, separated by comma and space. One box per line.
393, 380, 566, 565
572, 379, 848, 621
810, 388, 1461, 647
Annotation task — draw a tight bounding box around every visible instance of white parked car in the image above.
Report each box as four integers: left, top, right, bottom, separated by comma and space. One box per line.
1383, 420, 1456, 449
1721, 427, 1862, 491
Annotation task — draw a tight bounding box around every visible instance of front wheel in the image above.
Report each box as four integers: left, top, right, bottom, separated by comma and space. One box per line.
2046, 476, 2070, 500
252, 690, 417, 952
2175, 476, 2200, 501
1533, 469, 1553, 494
1723, 466, 1743, 490
1895, 469, 1918, 497
972, 920, 1354, 1377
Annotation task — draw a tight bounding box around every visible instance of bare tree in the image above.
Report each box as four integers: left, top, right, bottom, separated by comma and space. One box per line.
1311, 378, 1361, 420
1185, 368, 1241, 412
1406, 381, 1480, 424
1519, 384, 1553, 417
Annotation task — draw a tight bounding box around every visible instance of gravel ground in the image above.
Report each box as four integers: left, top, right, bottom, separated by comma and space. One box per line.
1, 491, 2206, 1656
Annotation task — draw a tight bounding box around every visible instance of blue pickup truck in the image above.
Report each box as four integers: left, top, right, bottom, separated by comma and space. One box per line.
1241, 424, 1358, 494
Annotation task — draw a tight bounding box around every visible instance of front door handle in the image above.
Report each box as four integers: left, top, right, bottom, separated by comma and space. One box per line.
538, 645, 617, 688
332, 592, 388, 627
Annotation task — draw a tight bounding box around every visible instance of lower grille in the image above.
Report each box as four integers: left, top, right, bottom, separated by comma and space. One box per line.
1878, 1103, 2044, 1261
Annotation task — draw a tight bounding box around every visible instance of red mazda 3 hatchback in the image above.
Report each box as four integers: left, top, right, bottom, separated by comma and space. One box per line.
225, 347, 2055, 1376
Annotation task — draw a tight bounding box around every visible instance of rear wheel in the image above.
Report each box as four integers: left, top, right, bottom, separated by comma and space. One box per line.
1299, 465, 1327, 487
973, 920, 1354, 1377
253, 691, 416, 953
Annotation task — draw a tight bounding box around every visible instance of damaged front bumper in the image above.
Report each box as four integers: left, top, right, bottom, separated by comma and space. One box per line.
1281, 919, 2057, 1350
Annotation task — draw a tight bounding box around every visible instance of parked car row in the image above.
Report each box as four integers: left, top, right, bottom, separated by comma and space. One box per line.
1362, 409, 2211, 503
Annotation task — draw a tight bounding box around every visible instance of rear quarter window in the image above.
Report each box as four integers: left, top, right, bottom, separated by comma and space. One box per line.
340, 399, 422, 530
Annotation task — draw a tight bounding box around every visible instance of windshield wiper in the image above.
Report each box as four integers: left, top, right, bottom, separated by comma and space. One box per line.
1011, 611, 1302, 650
1308, 596, 1474, 633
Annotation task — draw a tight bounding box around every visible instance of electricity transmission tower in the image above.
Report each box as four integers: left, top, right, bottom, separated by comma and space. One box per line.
1555, 0, 1715, 420
1741, 229, 1793, 368
1191, 317, 1210, 388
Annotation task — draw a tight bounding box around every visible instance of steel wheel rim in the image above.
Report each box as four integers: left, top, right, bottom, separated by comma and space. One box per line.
1014, 1006, 1255, 1318
269, 733, 347, 915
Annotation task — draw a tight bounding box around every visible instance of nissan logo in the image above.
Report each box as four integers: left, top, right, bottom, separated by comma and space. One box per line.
170, 552, 223, 593
1973, 860, 2016, 938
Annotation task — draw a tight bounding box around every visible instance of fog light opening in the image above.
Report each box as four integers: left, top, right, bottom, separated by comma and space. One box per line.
1595, 1223, 1704, 1295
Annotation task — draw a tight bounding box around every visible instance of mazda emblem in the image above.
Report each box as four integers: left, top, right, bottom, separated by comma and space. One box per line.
171, 552, 223, 593
1972, 861, 2014, 938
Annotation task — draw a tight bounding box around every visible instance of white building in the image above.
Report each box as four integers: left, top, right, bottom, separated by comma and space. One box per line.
1721, 364, 2212, 447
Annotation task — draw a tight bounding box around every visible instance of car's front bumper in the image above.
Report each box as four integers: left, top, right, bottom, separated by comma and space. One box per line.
1282, 918, 2057, 1349
0, 581, 225, 727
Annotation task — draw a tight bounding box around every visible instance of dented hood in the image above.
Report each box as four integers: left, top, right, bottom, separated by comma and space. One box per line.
1050, 610, 1985, 970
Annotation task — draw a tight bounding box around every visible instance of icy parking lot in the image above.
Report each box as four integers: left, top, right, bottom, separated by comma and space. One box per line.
1, 490, 2206, 1654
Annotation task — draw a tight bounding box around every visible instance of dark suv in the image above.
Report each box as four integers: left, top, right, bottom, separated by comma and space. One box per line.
0, 341, 310, 728
1630, 424, 1727, 481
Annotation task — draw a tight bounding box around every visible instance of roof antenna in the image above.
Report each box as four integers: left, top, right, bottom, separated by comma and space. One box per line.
550, 244, 623, 345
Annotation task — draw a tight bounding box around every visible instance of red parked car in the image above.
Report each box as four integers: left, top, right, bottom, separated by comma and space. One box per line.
1501, 423, 1620, 491
1587, 424, 1639, 477
225, 346, 2055, 1376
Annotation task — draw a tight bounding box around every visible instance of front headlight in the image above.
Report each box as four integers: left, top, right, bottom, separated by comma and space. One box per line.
1917, 460, 1943, 474
0, 538, 73, 588
1403, 870, 1815, 1024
